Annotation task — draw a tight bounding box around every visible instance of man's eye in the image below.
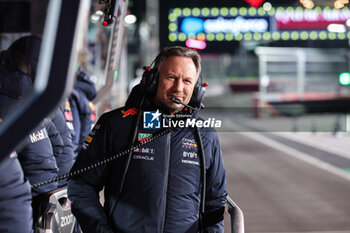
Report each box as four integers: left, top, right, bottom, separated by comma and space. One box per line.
184, 80, 192, 84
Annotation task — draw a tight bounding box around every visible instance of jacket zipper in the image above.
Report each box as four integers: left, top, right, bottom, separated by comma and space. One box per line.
160, 132, 171, 232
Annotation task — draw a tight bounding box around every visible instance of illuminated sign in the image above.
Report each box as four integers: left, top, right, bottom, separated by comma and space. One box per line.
168, 6, 350, 42
275, 7, 350, 30
185, 39, 207, 49
204, 17, 268, 34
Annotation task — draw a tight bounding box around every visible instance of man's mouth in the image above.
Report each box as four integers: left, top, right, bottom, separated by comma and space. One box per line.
169, 95, 183, 103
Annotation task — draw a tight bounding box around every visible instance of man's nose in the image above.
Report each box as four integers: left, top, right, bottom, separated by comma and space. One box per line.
172, 79, 183, 92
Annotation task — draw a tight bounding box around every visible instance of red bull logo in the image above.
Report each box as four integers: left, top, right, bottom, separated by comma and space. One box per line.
121, 108, 138, 118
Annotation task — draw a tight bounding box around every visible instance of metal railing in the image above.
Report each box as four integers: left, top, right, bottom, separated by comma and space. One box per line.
226, 195, 245, 233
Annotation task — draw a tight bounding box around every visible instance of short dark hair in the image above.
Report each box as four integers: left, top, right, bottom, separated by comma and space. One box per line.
153, 46, 201, 78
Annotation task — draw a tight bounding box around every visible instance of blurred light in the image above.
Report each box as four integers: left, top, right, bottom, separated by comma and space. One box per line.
315, 6, 322, 13
95, 10, 104, 16
263, 2, 272, 11
282, 31, 290, 40
168, 23, 177, 32
319, 31, 327, 40
211, 8, 219, 16
291, 31, 299, 40
169, 33, 177, 42
244, 32, 252, 40
254, 32, 262, 40
338, 33, 346, 39
300, 31, 308, 40
202, 8, 210, 16
230, 7, 238, 16
272, 32, 280, 40
339, 72, 350, 85
310, 31, 318, 40
329, 32, 336, 40
178, 33, 187, 41
248, 7, 257, 16
267, 7, 275, 15
114, 70, 118, 81
189, 34, 196, 39
346, 19, 350, 27
225, 33, 234, 41
207, 33, 215, 41
263, 32, 271, 40
124, 14, 137, 24
300, 0, 314, 9
340, 0, 349, 3
221, 7, 229, 16
239, 7, 248, 16
186, 39, 207, 50
90, 14, 100, 23
197, 33, 206, 40
327, 24, 346, 33
258, 7, 266, 15
261, 75, 270, 87
216, 33, 224, 41
192, 8, 201, 16
304, 0, 314, 9
181, 17, 204, 34
334, 0, 344, 9
174, 8, 182, 16
244, 0, 264, 8
235, 33, 243, 41
183, 8, 191, 16
168, 13, 177, 22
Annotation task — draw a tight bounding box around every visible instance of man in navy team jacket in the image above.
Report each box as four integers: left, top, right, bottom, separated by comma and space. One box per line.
68, 46, 227, 233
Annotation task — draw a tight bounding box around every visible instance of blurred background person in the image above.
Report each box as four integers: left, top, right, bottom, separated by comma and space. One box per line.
69, 68, 97, 155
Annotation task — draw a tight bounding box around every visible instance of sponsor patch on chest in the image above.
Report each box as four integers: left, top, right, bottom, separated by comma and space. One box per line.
181, 150, 200, 166
181, 137, 198, 149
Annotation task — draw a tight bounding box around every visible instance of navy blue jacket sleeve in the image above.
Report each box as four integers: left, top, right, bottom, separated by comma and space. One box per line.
67, 114, 114, 233
203, 130, 227, 233
51, 110, 75, 186
46, 119, 64, 157
0, 154, 33, 233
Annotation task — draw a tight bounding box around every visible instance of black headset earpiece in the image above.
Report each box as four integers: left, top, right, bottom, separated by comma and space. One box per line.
188, 79, 207, 109
139, 66, 158, 95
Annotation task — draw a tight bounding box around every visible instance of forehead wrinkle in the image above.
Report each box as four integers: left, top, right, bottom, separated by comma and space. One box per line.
158, 56, 198, 81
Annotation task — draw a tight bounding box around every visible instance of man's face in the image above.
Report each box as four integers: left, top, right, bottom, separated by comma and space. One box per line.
154, 56, 197, 115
